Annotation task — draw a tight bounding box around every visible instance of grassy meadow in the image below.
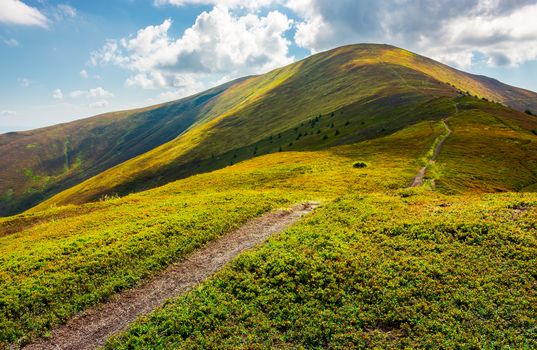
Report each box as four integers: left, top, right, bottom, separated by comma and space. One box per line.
29, 45, 536, 212
105, 191, 537, 349
0, 92, 536, 348
0, 120, 442, 346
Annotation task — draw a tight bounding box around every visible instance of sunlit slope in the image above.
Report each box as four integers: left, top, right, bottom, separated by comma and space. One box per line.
343, 44, 537, 112
0, 79, 246, 216
0, 121, 444, 345
20, 44, 537, 210
107, 191, 537, 349
32, 45, 460, 208
430, 97, 537, 193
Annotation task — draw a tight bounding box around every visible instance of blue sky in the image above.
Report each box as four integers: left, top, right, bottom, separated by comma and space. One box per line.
1, 0, 537, 133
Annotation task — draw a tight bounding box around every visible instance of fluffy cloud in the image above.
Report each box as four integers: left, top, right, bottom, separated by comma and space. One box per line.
154, 0, 281, 9
67, 87, 114, 99
0, 0, 48, 28
88, 87, 114, 98
89, 100, 109, 108
91, 6, 293, 90
434, 3, 537, 67
52, 89, 63, 99
288, 0, 537, 68
56, 4, 77, 18
87, 0, 536, 105
147, 75, 207, 103
80, 69, 88, 78
79, 89, 112, 108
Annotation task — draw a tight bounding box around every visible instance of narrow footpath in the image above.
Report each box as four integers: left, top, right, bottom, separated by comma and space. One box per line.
22, 202, 318, 350
411, 119, 452, 187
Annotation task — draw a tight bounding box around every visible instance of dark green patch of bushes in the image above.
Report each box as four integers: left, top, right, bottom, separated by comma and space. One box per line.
353, 161, 368, 169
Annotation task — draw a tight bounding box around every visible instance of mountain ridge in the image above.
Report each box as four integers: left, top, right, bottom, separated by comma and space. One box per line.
2, 43, 537, 215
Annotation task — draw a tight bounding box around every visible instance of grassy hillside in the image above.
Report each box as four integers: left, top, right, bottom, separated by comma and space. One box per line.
433, 98, 537, 193
0, 120, 442, 346
0, 79, 246, 216
2, 109, 536, 347
30, 44, 537, 211
106, 192, 536, 349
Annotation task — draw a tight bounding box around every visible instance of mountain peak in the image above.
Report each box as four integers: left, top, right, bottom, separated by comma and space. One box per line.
2, 44, 537, 215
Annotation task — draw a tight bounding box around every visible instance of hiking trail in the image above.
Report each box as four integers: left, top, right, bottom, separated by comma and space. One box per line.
22, 202, 318, 350
410, 119, 452, 187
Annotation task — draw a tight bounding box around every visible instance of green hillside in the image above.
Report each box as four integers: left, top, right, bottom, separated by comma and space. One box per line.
0, 119, 441, 345
0, 79, 247, 216
107, 193, 536, 349
1, 43, 537, 348
30, 44, 537, 211
2, 108, 537, 347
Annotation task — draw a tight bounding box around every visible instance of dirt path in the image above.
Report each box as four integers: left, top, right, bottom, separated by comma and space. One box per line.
22, 202, 318, 350
411, 119, 452, 187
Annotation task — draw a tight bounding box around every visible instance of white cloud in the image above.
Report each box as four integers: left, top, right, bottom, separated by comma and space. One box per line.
286, 0, 537, 68
0, 110, 16, 117
89, 100, 109, 108
435, 3, 537, 67
18, 78, 32, 87
126, 72, 167, 89
69, 90, 85, 98
153, 0, 280, 9
0, 0, 48, 28
68, 87, 114, 99
3, 38, 19, 47
91, 6, 293, 90
52, 89, 63, 99
88, 87, 114, 98
147, 75, 207, 103
56, 4, 77, 18
87, 0, 537, 99
80, 69, 88, 78
48, 3, 77, 21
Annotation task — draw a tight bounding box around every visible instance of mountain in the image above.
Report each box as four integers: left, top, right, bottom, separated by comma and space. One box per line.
0, 79, 245, 215
2, 106, 536, 347
2, 44, 537, 215
2, 44, 537, 348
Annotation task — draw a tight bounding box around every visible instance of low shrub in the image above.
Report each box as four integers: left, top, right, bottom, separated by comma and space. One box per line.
352, 161, 368, 168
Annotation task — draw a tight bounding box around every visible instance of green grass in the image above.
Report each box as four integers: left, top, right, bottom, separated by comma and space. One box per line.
0, 191, 297, 345
431, 97, 537, 193
2, 56, 537, 348
1, 111, 537, 348
0, 120, 444, 347
105, 192, 537, 349
28, 45, 537, 212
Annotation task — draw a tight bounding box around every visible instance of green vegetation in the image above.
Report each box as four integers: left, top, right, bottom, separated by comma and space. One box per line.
106, 192, 537, 349
352, 161, 368, 168
433, 98, 537, 193
0, 79, 246, 216
1, 44, 537, 349
0, 120, 443, 346
0, 190, 293, 345
5, 44, 537, 216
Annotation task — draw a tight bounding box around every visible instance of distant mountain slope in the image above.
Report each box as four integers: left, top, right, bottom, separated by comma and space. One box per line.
0, 79, 247, 215
3, 44, 537, 214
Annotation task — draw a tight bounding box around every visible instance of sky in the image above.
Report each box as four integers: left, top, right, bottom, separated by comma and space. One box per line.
1, 0, 537, 133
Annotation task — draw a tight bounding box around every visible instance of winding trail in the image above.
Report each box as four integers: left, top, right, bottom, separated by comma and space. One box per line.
410, 119, 452, 187
22, 202, 318, 350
